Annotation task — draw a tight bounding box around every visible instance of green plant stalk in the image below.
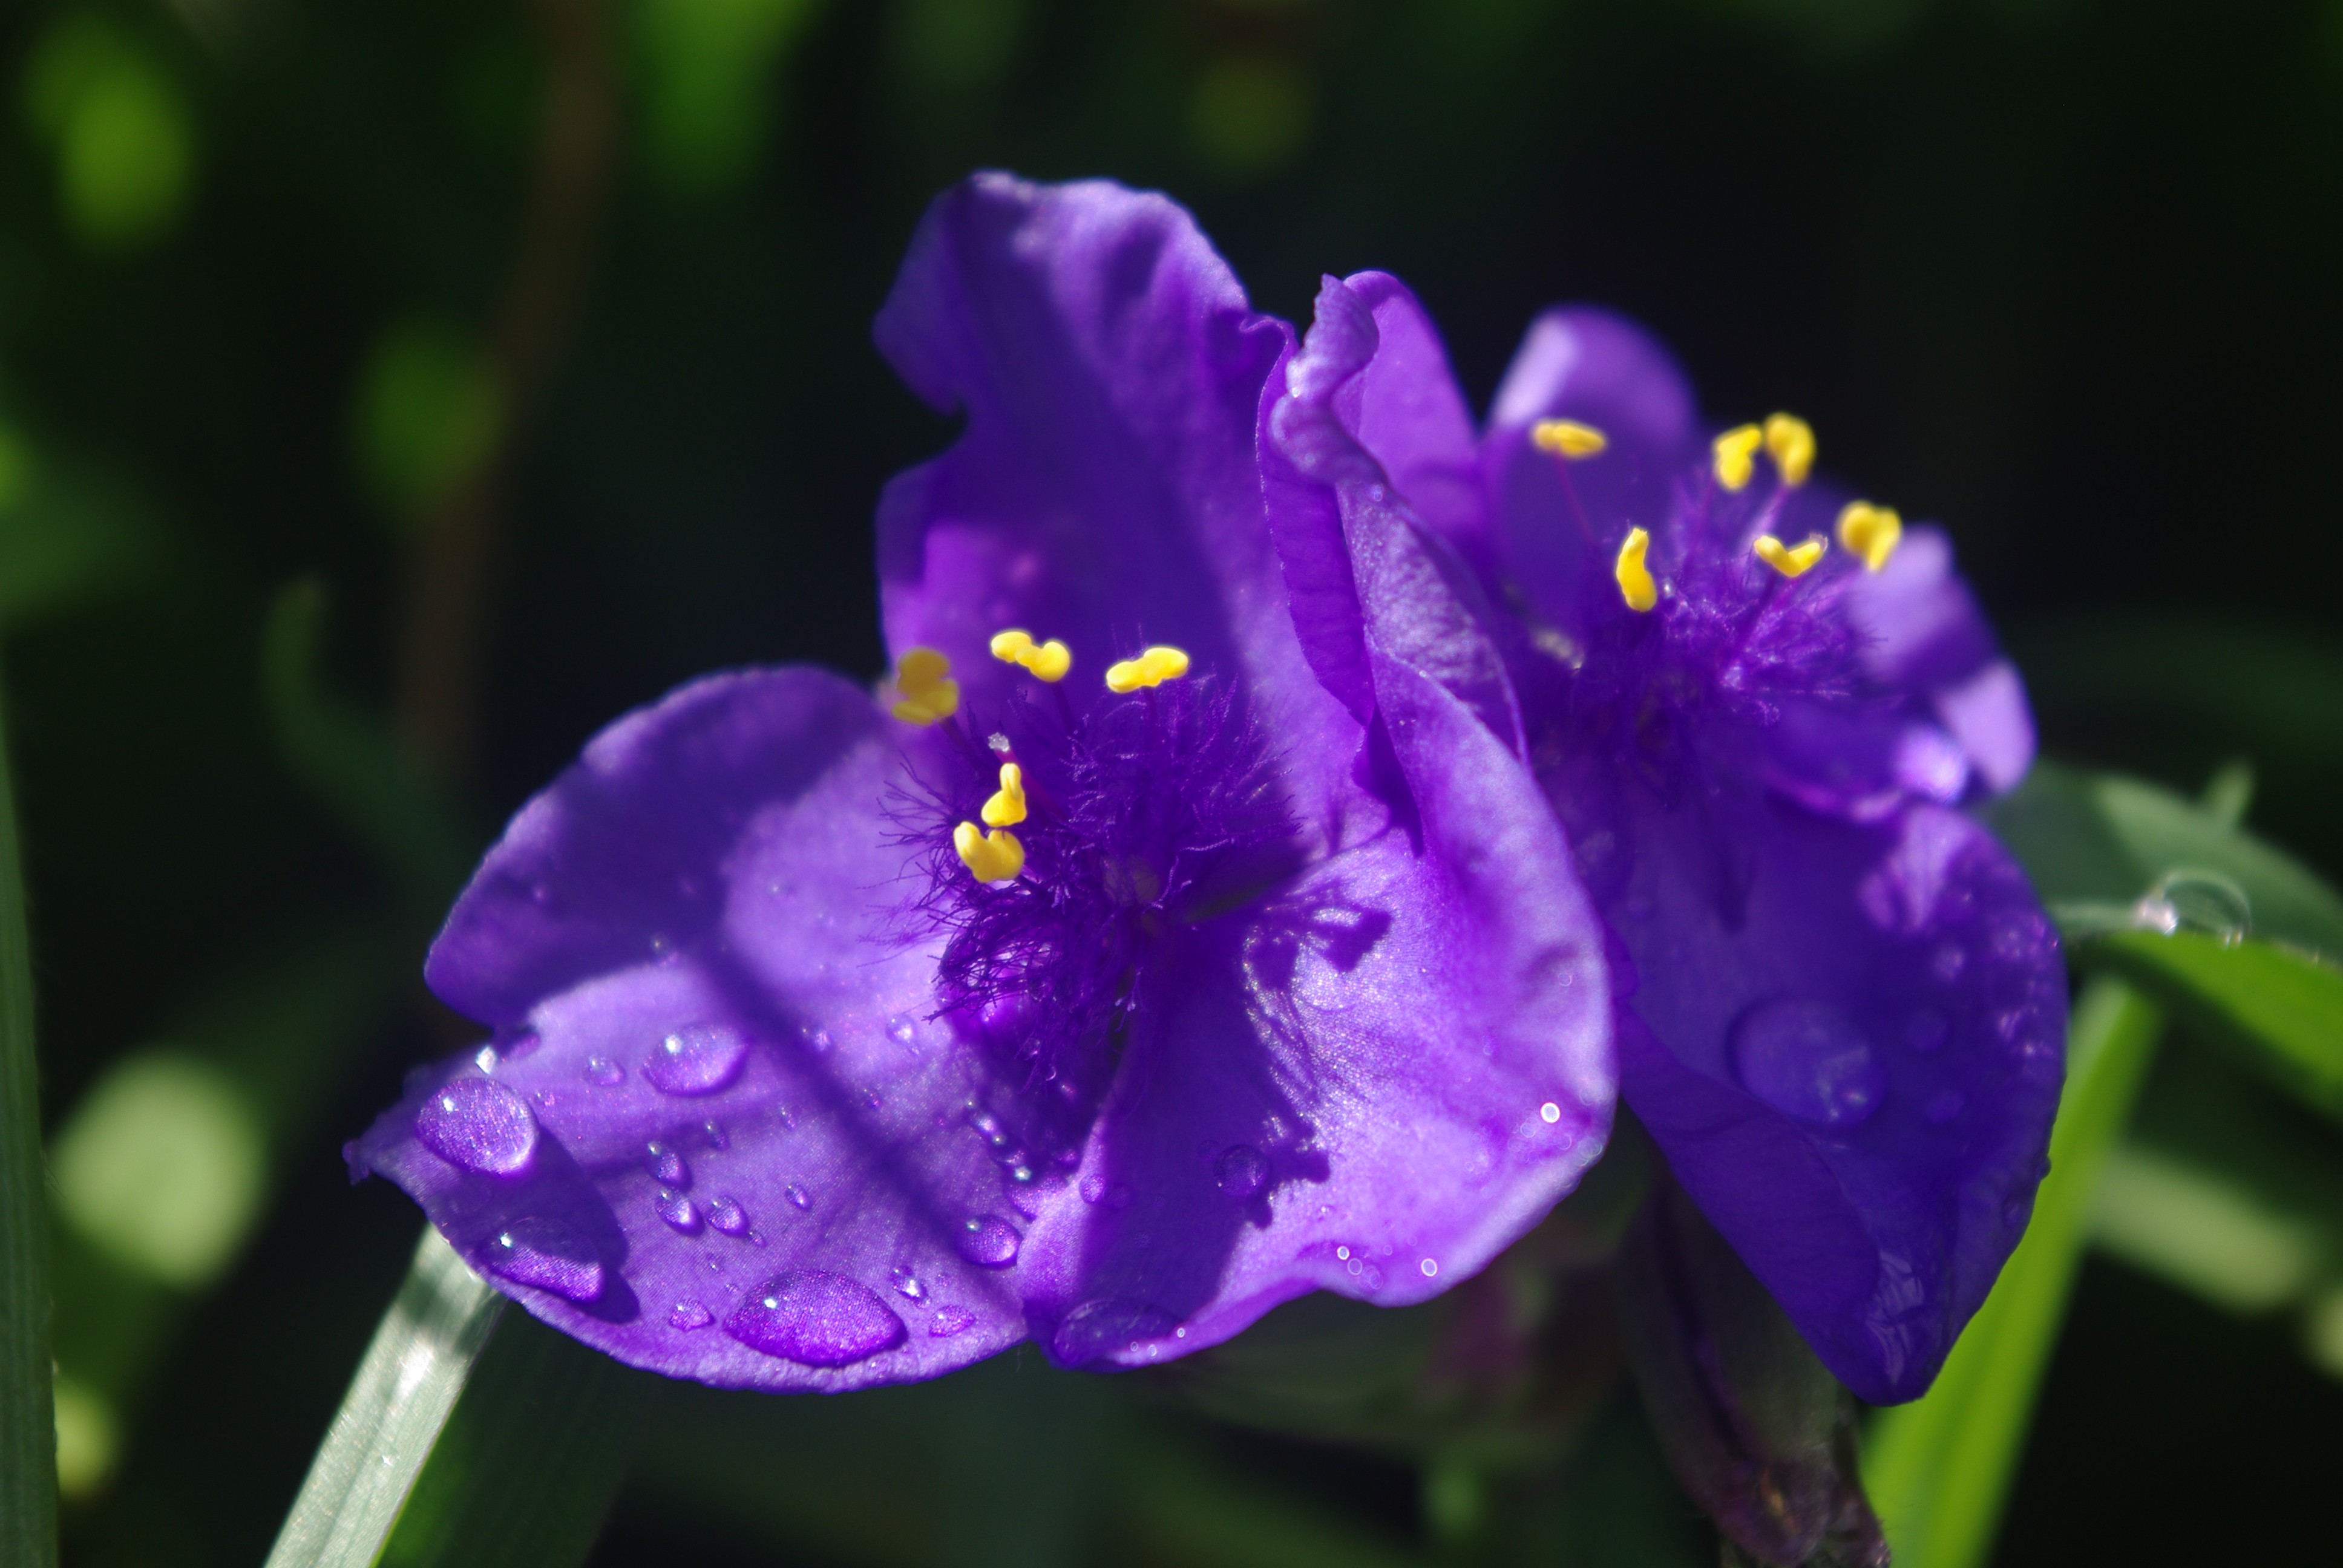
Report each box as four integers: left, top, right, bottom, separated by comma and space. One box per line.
1865, 976, 2166, 1568
0, 664, 58, 1566
263, 1227, 503, 1568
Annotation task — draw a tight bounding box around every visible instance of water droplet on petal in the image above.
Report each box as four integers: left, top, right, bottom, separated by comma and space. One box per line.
1729, 998, 1886, 1129
415, 1077, 539, 1175
657, 1191, 702, 1233
475, 1045, 499, 1074
1923, 1089, 1967, 1125
799, 1025, 834, 1055
644, 1141, 690, 1187
1213, 1144, 1268, 1200
1419, 1257, 1438, 1278
702, 1120, 729, 1150
670, 1299, 714, 1330
704, 1195, 748, 1235
785, 1184, 811, 1212
889, 1266, 926, 1301
482, 1218, 603, 1302
585, 1056, 624, 1087
645, 1024, 750, 1096
1539, 1101, 1563, 1125
885, 1015, 916, 1045
929, 1304, 977, 1338
724, 1270, 906, 1367
1051, 1298, 1178, 1365
955, 1215, 1021, 1267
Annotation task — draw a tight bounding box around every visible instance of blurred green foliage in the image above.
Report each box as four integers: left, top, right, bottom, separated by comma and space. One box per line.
0, 0, 2339, 1564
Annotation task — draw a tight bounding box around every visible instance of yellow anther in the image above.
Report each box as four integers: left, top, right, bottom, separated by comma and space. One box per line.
1532, 419, 1608, 459
953, 820, 1024, 884
1104, 644, 1190, 694
981, 762, 1027, 828
1613, 527, 1658, 613
988, 628, 1072, 683
1763, 413, 1815, 488
888, 646, 958, 725
1835, 501, 1903, 572
1712, 423, 1763, 491
1754, 534, 1828, 578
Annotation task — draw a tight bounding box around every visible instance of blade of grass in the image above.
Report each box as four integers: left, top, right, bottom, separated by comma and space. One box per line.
379, 1311, 650, 1568
2078, 932, 2343, 1125
1864, 977, 2165, 1568
0, 663, 58, 1567
263, 1227, 504, 1568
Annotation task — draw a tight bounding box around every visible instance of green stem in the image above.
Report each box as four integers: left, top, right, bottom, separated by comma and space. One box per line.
263, 1227, 503, 1568
0, 661, 57, 1567
1864, 976, 2166, 1568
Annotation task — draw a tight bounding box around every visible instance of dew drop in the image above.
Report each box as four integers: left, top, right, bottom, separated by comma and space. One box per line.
656, 1191, 702, 1234
703, 1120, 730, 1150
1931, 943, 1967, 984
885, 1015, 916, 1045
585, 1056, 624, 1087
929, 1304, 978, 1338
955, 1214, 1021, 1267
474, 1045, 499, 1074
724, 1270, 906, 1367
799, 1025, 834, 1055
482, 1218, 603, 1302
414, 1077, 539, 1176
1923, 1089, 1967, 1125
1729, 998, 1886, 1129
669, 1299, 714, 1331
1539, 1101, 1563, 1125
785, 1184, 811, 1212
644, 1141, 690, 1187
889, 1266, 926, 1301
706, 1196, 749, 1235
1419, 1257, 1438, 1278
1213, 1144, 1268, 1201
1051, 1298, 1178, 1365
1335, 1244, 1351, 1261
2131, 871, 2252, 945
645, 1024, 750, 1096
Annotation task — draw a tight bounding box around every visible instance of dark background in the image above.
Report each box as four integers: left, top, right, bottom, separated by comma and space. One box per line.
5, 0, 2341, 1563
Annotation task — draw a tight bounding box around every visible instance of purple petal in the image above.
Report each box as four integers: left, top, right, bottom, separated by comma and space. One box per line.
1611, 797, 2064, 1405
1335, 272, 1484, 554
365, 669, 1027, 1391
871, 172, 1299, 725
1017, 650, 1614, 1367
1843, 526, 2036, 792
1264, 274, 1524, 754
1481, 309, 1701, 631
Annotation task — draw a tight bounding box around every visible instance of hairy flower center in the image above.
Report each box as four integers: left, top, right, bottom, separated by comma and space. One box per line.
887, 636, 1288, 1103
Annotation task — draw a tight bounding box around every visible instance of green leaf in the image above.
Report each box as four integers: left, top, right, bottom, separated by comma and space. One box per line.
1864, 977, 2166, 1568
0, 666, 57, 1566
0, 437, 168, 633
1982, 761, 2343, 961
262, 1229, 503, 1568
2077, 932, 2343, 1125
380, 1312, 649, 1568
2092, 1142, 2332, 1316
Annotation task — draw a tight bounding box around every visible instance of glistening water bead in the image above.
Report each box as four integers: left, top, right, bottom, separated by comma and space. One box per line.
482, 1217, 603, 1302
724, 1270, 907, 1367
1728, 998, 1887, 1129
413, 1077, 539, 1176
644, 1023, 750, 1096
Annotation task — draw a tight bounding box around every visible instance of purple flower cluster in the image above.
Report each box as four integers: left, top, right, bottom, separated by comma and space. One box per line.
352, 173, 2062, 1405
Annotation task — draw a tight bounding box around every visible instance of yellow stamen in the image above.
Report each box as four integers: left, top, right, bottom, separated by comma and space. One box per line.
888, 646, 959, 725
1763, 413, 1815, 487
1712, 423, 1763, 491
1834, 501, 1903, 572
1531, 419, 1608, 459
980, 762, 1027, 828
953, 820, 1024, 884
988, 628, 1072, 683
1614, 527, 1657, 613
1104, 644, 1190, 694
1753, 534, 1827, 578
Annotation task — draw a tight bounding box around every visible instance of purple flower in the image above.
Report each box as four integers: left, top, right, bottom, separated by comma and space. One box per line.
350, 176, 1614, 1391
1263, 275, 2065, 1404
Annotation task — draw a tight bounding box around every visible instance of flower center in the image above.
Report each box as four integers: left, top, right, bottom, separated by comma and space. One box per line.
885, 636, 1289, 1099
